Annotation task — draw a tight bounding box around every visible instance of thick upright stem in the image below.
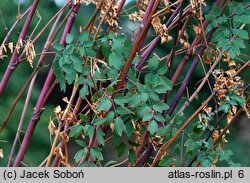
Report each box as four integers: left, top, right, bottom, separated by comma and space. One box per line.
13, 4, 81, 167
0, 0, 40, 96
170, 0, 223, 85
7, 10, 64, 166
165, 28, 216, 117
135, 3, 185, 70
116, 0, 161, 91
135, 0, 156, 52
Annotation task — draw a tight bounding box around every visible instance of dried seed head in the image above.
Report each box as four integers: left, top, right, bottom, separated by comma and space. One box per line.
0, 44, 7, 60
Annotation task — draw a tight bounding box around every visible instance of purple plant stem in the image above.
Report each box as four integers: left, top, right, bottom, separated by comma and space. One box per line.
117, 0, 161, 90
1, 6, 31, 46
135, 0, 156, 52
7, 72, 35, 167
135, 3, 185, 70
7, 10, 64, 167
135, 143, 154, 167
165, 28, 216, 117
0, 4, 70, 134
0, 0, 40, 97
167, 1, 185, 70
170, 0, 223, 85
13, 4, 81, 167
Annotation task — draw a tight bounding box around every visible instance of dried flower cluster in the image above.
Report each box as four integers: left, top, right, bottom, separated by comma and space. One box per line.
152, 17, 172, 44
0, 44, 7, 60
15, 38, 23, 54
129, 0, 148, 23
129, 0, 177, 44
92, 0, 121, 32
24, 40, 36, 68
179, 30, 190, 49
209, 52, 247, 149
190, 0, 206, 14
73, 0, 91, 5
213, 54, 244, 102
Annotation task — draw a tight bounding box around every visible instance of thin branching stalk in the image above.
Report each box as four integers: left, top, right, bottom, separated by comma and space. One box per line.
135, 3, 188, 70
46, 82, 79, 167
93, 0, 116, 42
170, 53, 222, 123
165, 0, 186, 82
16, 3, 69, 64
85, 0, 105, 32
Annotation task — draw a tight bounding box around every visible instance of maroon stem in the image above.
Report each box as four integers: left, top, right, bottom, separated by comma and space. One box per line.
136, 131, 150, 156
135, 0, 156, 52
116, 0, 161, 90
13, 4, 81, 167
1, 6, 31, 46
170, 0, 223, 85
135, 143, 154, 167
135, 3, 185, 70
7, 10, 64, 167
0, 0, 40, 97
165, 28, 216, 117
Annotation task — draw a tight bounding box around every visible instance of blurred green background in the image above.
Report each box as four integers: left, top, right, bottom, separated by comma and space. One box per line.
0, 0, 249, 166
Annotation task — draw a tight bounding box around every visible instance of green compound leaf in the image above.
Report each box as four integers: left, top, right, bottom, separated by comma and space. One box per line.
69, 124, 83, 138
128, 149, 137, 164
66, 33, 74, 44
109, 52, 123, 70
148, 56, 159, 70
117, 143, 126, 157
90, 147, 103, 161
79, 85, 89, 99
184, 139, 198, 153
114, 94, 131, 105
78, 31, 89, 42
94, 118, 107, 125
74, 147, 88, 164
152, 101, 169, 112
96, 97, 112, 112
159, 155, 174, 167
114, 118, 125, 136
148, 120, 158, 135
96, 130, 105, 146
